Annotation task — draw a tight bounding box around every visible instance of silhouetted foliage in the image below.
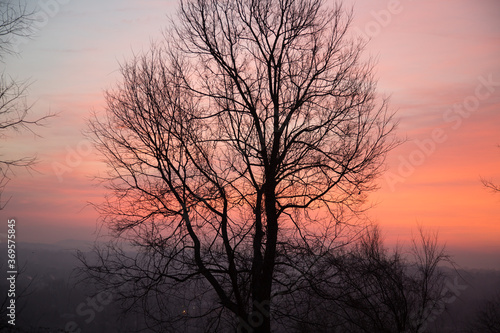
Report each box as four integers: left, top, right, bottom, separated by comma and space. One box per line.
81, 0, 398, 331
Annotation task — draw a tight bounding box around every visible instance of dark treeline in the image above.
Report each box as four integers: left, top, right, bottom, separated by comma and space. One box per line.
1, 236, 499, 332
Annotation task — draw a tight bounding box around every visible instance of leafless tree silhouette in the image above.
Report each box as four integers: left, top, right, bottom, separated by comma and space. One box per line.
0, 1, 52, 208
81, 0, 398, 331
0, 2, 32, 58
468, 292, 500, 333
293, 226, 454, 333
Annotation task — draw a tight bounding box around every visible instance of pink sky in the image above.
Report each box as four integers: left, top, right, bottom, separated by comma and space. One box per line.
2, 0, 500, 269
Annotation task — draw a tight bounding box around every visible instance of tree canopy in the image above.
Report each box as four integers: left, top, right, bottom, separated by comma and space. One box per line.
84, 0, 399, 331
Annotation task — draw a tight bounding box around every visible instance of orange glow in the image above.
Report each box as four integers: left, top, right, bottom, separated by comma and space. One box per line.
1, 0, 499, 270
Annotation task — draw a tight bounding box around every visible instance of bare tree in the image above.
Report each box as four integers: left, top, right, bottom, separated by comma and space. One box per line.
0, 1, 51, 208
0, 1, 32, 58
82, 0, 398, 331
468, 292, 500, 333
287, 226, 454, 333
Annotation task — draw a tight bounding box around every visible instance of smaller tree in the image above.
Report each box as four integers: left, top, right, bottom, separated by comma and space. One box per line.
291, 226, 455, 333
0, 1, 52, 208
0, 2, 32, 57
468, 292, 500, 333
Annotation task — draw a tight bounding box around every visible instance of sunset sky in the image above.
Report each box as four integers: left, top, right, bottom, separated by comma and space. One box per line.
2, 0, 499, 269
